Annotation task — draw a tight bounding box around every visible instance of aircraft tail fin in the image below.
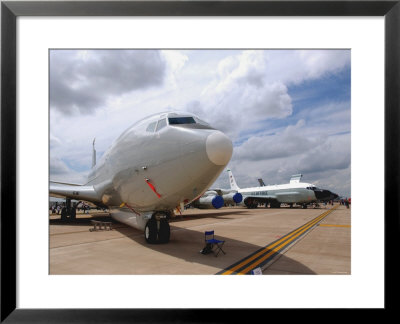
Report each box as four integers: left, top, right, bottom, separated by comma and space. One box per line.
290, 174, 302, 184
227, 169, 240, 190
258, 178, 266, 186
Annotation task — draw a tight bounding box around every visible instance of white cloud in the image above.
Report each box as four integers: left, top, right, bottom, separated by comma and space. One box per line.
295, 50, 350, 82
49, 157, 88, 184
184, 50, 350, 141
186, 50, 294, 138
50, 50, 167, 115
233, 119, 322, 161
261, 50, 351, 85
49, 49, 351, 196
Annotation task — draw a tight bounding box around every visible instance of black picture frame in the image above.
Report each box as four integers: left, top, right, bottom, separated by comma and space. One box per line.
1, 0, 399, 322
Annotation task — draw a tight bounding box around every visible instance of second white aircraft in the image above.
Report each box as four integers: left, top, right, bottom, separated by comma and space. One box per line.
227, 170, 338, 209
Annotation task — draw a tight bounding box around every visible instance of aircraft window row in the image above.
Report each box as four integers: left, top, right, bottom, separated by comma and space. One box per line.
306, 186, 320, 191
248, 191, 268, 195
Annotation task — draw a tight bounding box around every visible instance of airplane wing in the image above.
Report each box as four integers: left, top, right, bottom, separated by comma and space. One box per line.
208, 188, 238, 195
207, 188, 223, 196
49, 181, 102, 203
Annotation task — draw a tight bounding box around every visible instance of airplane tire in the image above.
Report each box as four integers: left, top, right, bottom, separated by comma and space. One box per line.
70, 207, 76, 220
61, 207, 67, 221
145, 219, 157, 244
270, 202, 281, 208
245, 199, 257, 209
158, 219, 170, 244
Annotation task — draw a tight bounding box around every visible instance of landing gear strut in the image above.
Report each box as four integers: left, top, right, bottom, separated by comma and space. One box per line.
244, 198, 258, 209
61, 198, 76, 221
270, 201, 281, 208
145, 213, 170, 244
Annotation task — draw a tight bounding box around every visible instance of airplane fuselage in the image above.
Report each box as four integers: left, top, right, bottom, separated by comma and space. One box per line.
226, 169, 338, 209
84, 112, 232, 230
239, 183, 317, 204
50, 112, 233, 243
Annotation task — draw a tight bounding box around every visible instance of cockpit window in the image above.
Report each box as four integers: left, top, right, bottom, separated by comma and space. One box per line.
156, 118, 167, 132
168, 116, 215, 130
146, 121, 157, 132
168, 117, 196, 125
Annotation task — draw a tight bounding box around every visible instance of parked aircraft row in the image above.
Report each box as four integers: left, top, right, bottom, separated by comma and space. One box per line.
227, 170, 338, 209
190, 170, 337, 210
50, 110, 338, 244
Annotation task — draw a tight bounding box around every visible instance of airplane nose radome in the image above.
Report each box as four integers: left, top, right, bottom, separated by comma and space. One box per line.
206, 131, 233, 166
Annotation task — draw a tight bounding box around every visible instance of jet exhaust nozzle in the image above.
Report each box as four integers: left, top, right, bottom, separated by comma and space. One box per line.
211, 195, 224, 209
233, 192, 243, 204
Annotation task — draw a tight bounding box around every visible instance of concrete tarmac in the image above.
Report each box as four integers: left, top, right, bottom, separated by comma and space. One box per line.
49, 203, 350, 275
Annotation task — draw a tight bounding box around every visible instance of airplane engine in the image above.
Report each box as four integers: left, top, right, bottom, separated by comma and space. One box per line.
222, 192, 243, 205
196, 195, 224, 209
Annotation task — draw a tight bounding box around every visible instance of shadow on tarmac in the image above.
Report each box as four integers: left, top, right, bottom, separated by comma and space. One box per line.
49, 212, 113, 226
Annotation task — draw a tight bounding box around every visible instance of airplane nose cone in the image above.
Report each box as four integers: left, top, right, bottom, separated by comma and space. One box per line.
315, 189, 337, 201
206, 131, 233, 165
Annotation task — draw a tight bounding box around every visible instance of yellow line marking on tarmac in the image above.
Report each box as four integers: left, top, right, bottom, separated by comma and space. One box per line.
220, 205, 339, 275
237, 210, 334, 275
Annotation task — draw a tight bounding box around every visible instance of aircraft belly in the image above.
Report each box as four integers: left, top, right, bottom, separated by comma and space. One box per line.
109, 207, 148, 231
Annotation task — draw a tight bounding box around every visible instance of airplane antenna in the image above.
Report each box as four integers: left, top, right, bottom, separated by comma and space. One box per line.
92, 138, 96, 168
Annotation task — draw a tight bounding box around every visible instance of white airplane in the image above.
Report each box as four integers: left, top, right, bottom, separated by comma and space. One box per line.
227, 169, 338, 209
50, 111, 233, 243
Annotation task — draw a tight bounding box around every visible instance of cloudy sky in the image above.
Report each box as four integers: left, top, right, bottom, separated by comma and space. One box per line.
50, 49, 351, 197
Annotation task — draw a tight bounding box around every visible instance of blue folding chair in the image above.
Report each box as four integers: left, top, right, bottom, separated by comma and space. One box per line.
204, 230, 225, 257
